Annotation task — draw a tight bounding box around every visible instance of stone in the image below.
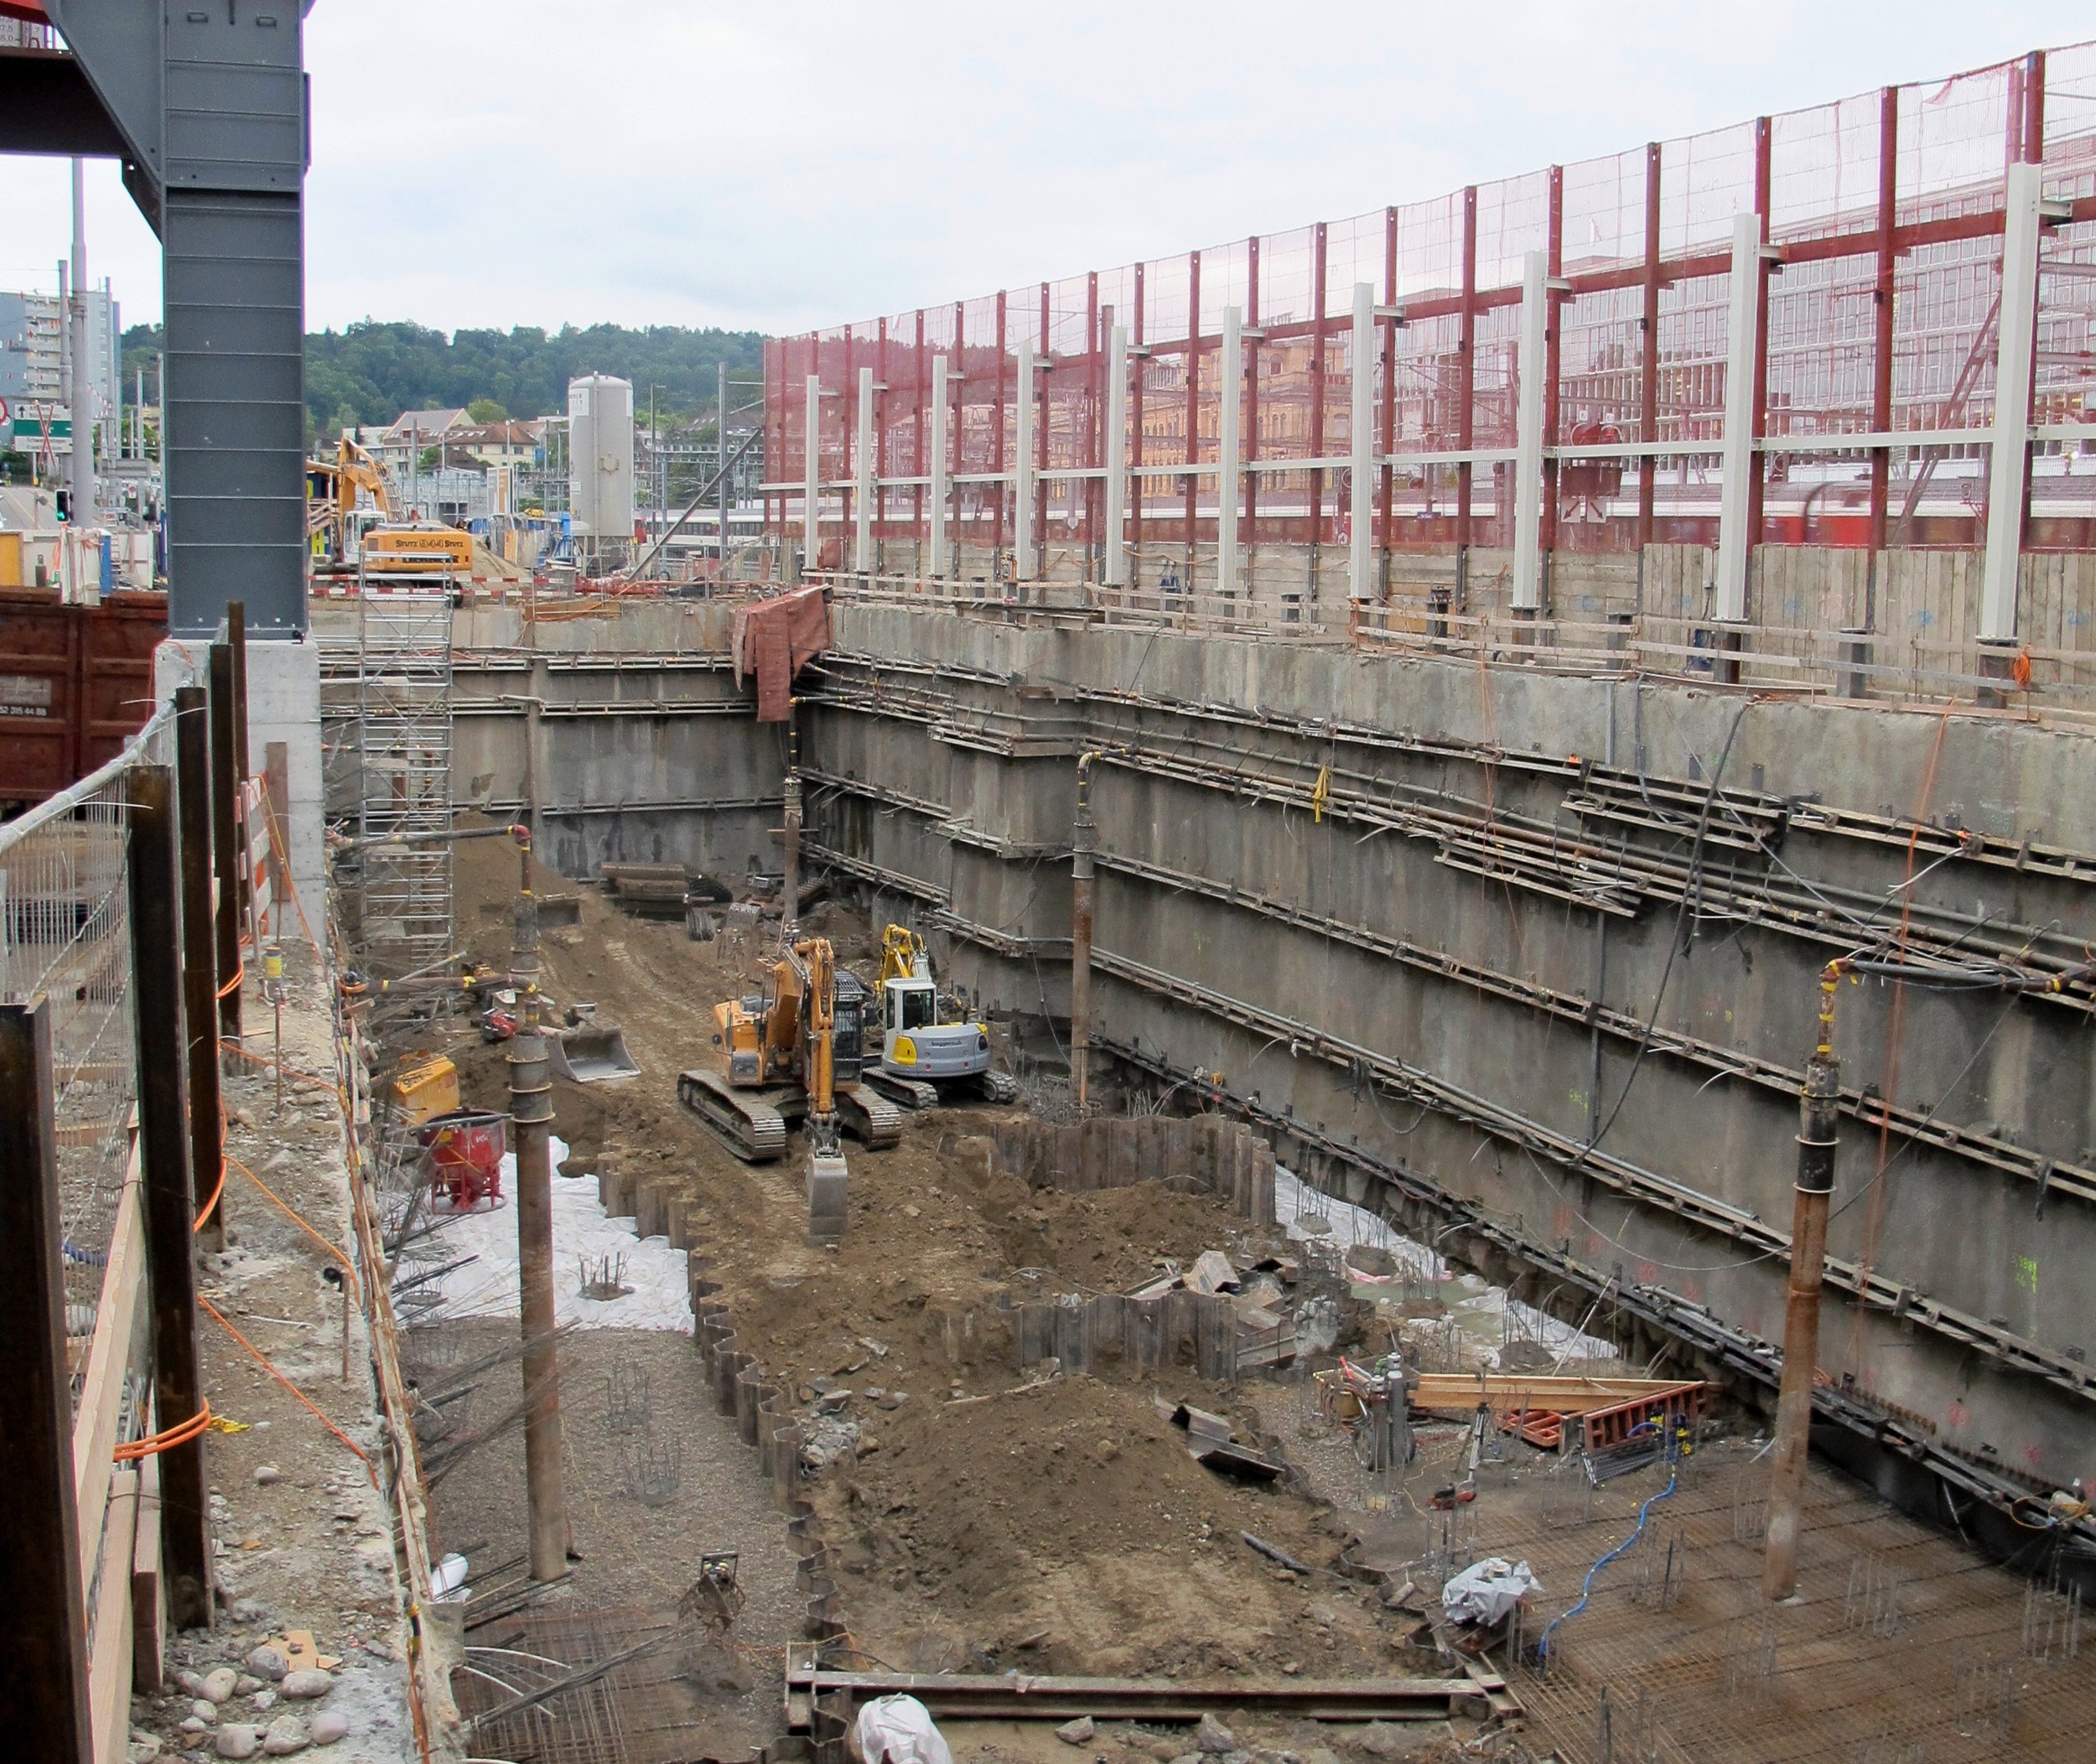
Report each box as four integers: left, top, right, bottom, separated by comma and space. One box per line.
1056, 1718, 1097, 1746
1197, 1717, 1237, 1754
201, 1668, 240, 1704
229, 1601, 268, 1626
1148, 1742, 1180, 1761
177, 1672, 210, 1699
215, 1725, 261, 1760
234, 1676, 263, 1696
308, 1711, 350, 1746
252, 1693, 278, 1713
1356, 1726, 1410, 1760
278, 1670, 333, 1701
192, 1701, 219, 1725
127, 1739, 163, 1764
246, 1647, 288, 1683
261, 1715, 309, 1755
1280, 1660, 1301, 1675
179, 1718, 209, 1736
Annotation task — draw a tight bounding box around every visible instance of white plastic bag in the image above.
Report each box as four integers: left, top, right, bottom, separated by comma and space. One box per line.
854, 1694, 953, 1764
1440, 1556, 1538, 1627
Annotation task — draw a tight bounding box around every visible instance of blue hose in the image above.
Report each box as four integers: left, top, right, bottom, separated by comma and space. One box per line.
62, 1237, 108, 1269
1537, 1430, 1684, 1660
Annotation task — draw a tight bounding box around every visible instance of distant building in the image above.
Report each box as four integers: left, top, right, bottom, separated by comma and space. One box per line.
0, 287, 121, 465
448, 419, 543, 474
371, 407, 470, 482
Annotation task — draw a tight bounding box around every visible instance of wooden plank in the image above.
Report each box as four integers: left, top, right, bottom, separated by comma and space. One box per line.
73, 1165, 144, 1595
89, 1466, 138, 1764
131, 1450, 163, 1695
1410, 1373, 1704, 1417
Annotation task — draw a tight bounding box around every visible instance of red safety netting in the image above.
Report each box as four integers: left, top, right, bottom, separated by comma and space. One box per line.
768, 39, 2096, 564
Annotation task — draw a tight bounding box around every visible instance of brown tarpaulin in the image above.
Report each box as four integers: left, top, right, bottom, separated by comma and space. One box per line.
731, 586, 830, 722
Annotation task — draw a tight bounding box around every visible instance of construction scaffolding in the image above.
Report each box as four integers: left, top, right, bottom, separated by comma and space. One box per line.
347, 568, 455, 983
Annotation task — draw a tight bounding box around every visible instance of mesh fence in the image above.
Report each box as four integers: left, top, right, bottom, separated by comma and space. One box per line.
768, 37, 2095, 585
0, 708, 173, 1383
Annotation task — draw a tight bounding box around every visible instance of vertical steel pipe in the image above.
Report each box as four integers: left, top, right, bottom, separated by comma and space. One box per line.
1070, 754, 1098, 1112
1764, 962, 1844, 1601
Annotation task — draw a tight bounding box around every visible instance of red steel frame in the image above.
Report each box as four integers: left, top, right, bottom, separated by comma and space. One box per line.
769, 41, 2096, 578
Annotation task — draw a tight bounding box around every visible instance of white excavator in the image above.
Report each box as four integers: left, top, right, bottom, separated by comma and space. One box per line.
859, 924, 1019, 1110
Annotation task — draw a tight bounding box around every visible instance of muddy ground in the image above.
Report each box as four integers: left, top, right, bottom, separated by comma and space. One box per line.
423, 828, 1514, 1760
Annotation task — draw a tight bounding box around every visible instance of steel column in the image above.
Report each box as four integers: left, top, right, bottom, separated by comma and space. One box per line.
1714, 212, 1762, 625
1105, 324, 1128, 588
1637, 145, 1662, 549
929, 355, 950, 578
1184, 252, 1200, 565
1348, 282, 1375, 603
1219, 305, 1243, 602
1455, 189, 1477, 592
1745, 121, 1773, 557
854, 366, 874, 574
174, 687, 225, 1253
1378, 208, 1398, 592
802, 374, 820, 577
1510, 252, 1548, 613
125, 763, 210, 1628
1868, 89, 1898, 556
208, 641, 241, 1046
1014, 340, 1038, 582
0, 998, 93, 1764
1979, 162, 2044, 645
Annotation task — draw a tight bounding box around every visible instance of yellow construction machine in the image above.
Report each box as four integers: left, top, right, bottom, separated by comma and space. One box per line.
308, 435, 474, 575
679, 936, 902, 1165
861, 924, 1019, 1110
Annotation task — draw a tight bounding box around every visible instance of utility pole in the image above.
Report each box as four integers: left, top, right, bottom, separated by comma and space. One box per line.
508, 831, 567, 1581
1763, 961, 1845, 1601
718, 363, 730, 579
69, 158, 93, 523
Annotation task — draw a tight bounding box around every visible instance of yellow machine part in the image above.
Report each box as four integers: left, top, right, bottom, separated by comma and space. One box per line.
391, 1055, 459, 1127
363, 524, 473, 573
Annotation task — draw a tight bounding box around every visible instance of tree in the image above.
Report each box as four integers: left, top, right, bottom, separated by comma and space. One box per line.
465, 398, 509, 424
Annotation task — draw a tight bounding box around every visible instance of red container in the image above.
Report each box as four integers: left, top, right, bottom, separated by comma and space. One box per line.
420, 1109, 508, 1210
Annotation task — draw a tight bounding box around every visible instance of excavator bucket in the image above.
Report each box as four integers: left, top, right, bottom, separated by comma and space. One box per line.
548, 1025, 641, 1083
806, 1149, 849, 1246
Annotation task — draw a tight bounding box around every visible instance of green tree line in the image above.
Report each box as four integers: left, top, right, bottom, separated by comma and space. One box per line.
120, 319, 765, 444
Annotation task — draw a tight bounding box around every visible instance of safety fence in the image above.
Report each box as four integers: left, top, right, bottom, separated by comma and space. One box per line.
768, 39, 2096, 667
0, 613, 442, 1760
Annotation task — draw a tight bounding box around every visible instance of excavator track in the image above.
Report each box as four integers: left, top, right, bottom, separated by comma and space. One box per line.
972, 1069, 1021, 1105
678, 1068, 790, 1164
835, 1083, 905, 1149
860, 1067, 942, 1112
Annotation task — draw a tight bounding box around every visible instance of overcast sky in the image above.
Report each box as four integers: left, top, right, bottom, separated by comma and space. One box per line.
0, 2, 2086, 340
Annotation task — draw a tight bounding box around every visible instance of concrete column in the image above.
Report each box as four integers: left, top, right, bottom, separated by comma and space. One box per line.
1511, 252, 1548, 613
1105, 324, 1129, 588
1219, 306, 1243, 601
802, 373, 820, 578
1715, 212, 1761, 626
68, 158, 95, 527
854, 366, 875, 575
929, 354, 951, 578
1980, 162, 2045, 645
1014, 340, 1038, 581
1349, 281, 1376, 603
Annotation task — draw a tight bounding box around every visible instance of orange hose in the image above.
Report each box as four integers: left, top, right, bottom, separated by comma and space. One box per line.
217, 960, 246, 999
193, 1154, 228, 1233
226, 1153, 361, 1300
114, 1402, 213, 1461
200, 1295, 376, 1486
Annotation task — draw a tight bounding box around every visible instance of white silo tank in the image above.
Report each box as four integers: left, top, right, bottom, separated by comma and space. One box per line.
567, 374, 635, 549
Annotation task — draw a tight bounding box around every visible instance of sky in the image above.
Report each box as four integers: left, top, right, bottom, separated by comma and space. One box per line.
0, 1, 2088, 341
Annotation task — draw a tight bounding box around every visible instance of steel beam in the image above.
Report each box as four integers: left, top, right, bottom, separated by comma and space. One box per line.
1510, 252, 1547, 612
1218, 305, 1243, 602
1980, 163, 2044, 644
929, 355, 950, 578
1104, 324, 1128, 588
1348, 282, 1374, 604
1714, 212, 1762, 626
802, 373, 820, 576
854, 366, 874, 574
1014, 339, 1038, 582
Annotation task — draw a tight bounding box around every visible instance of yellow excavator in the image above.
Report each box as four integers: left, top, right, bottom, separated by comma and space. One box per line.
679, 936, 903, 1165
308, 435, 474, 575
860, 924, 1019, 1110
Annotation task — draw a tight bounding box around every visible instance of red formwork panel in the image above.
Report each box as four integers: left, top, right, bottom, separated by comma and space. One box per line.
0, 589, 169, 811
